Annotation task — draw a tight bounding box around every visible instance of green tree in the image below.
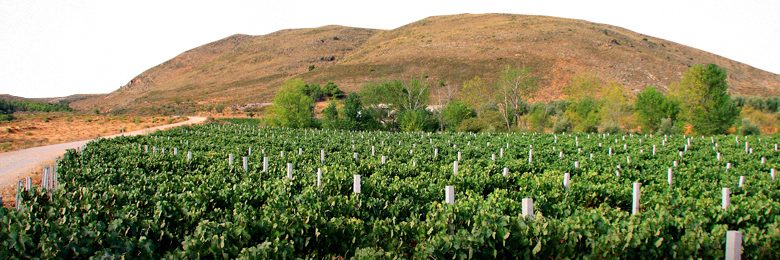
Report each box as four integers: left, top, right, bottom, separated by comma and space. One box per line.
342, 93, 373, 130
527, 103, 549, 132
320, 102, 340, 129
562, 74, 602, 133
496, 66, 538, 130
599, 83, 630, 132
671, 64, 739, 134
268, 78, 315, 128
635, 87, 679, 133
398, 109, 435, 132
323, 81, 344, 98
441, 101, 475, 130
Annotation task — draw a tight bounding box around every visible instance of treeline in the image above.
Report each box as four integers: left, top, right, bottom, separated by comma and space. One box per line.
268, 64, 773, 135
0, 99, 72, 121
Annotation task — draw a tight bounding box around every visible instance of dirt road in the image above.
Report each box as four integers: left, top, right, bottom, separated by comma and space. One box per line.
0, 116, 206, 204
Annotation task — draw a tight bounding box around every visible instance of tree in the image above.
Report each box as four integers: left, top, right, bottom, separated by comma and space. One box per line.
670, 64, 739, 134
320, 102, 340, 129
459, 76, 496, 114
562, 74, 602, 133
496, 66, 538, 130
599, 82, 630, 132
398, 109, 435, 132
302, 84, 324, 101
400, 77, 430, 111
441, 101, 475, 130
342, 93, 373, 130
635, 87, 679, 133
323, 81, 344, 98
268, 78, 315, 128
527, 103, 549, 132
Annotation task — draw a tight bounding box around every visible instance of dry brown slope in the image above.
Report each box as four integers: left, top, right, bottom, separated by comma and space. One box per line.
73, 14, 780, 113
73, 26, 377, 113
335, 14, 780, 100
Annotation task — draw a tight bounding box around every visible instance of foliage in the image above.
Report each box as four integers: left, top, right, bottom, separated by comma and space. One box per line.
459, 76, 496, 114
321, 102, 340, 129
302, 83, 324, 101
599, 83, 630, 132
635, 87, 680, 133
563, 73, 601, 101
0, 114, 14, 122
734, 96, 780, 113
552, 116, 572, 133
441, 101, 475, 131
527, 103, 549, 132
740, 118, 761, 136
323, 81, 345, 99
397, 109, 436, 132
3, 124, 779, 258
657, 118, 678, 135
217, 118, 262, 126
496, 66, 538, 130
671, 64, 739, 135
564, 97, 601, 133
0, 99, 72, 115
267, 78, 315, 128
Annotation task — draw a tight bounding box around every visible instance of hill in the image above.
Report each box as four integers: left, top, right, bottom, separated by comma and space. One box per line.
71, 14, 780, 113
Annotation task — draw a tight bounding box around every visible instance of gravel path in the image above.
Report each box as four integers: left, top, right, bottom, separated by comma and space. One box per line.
0, 116, 207, 189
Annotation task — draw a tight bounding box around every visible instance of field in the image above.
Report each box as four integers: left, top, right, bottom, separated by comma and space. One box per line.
2, 123, 779, 258
0, 113, 187, 152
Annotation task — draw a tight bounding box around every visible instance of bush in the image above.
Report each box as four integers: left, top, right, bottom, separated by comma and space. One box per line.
552, 117, 572, 133
398, 109, 436, 132
457, 118, 488, 132
740, 118, 761, 135
600, 123, 622, 134
441, 101, 475, 131
0, 114, 14, 122
657, 118, 677, 135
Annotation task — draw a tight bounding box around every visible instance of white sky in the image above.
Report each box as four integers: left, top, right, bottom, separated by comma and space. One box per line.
1, 0, 778, 98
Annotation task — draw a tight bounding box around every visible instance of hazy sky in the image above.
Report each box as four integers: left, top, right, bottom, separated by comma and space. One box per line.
1, 0, 778, 98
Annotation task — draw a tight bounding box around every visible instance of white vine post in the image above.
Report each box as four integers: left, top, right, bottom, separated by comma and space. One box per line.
445, 186, 455, 204
722, 188, 731, 209
353, 175, 361, 194
453, 161, 459, 175
287, 163, 293, 179
668, 168, 673, 187
316, 168, 322, 187
242, 157, 248, 172
632, 182, 641, 215
457, 151, 462, 161
187, 151, 192, 161
738, 176, 745, 188
563, 172, 571, 190
228, 154, 234, 166
528, 149, 533, 164
725, 230, 742, 260
522, 198, 534, 219
503, 167, 509, 177
371, 146, 375, 156
771, 168, 776, 181
321, 149, 325, 164
263, 157, 269, 172
653, 145, 656, 156
434, 148, 438, 158
381, 156, 386, 164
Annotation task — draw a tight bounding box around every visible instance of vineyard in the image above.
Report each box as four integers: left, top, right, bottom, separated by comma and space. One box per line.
2, 123, 779, 258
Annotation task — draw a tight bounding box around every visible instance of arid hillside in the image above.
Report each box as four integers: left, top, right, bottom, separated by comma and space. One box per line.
71, 14, 780, 113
